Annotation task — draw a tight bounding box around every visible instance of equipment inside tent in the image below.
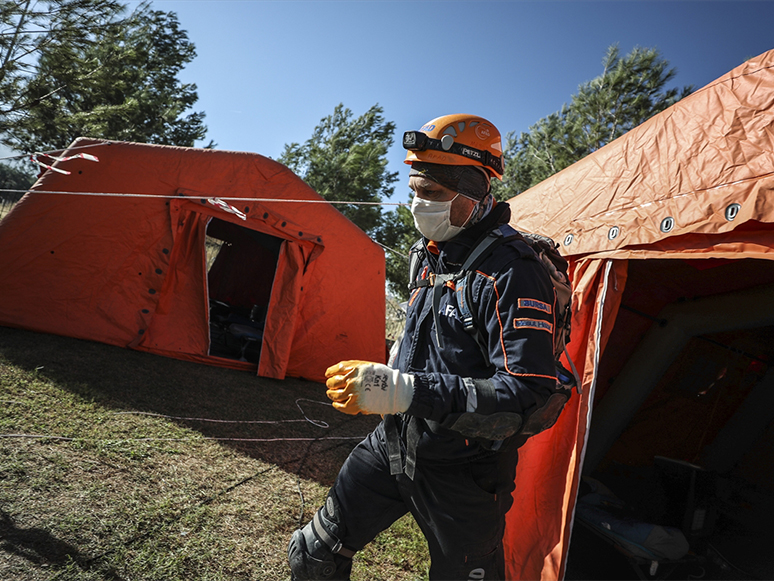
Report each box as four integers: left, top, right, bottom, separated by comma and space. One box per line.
501, 49, 774, 580
0, 140, 385, 382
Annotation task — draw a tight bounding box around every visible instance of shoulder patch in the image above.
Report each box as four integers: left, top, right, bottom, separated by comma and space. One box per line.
514, 318, 553, 333
518, 298, 552, 314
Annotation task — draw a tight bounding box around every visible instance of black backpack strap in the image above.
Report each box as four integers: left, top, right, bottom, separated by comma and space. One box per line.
413, 227, 523, 351
455, 271, 488, 362
460, 227, 520, 272
430, 230, 516, 350
452, 227, 523, 357
430, 273, 456, 349
407, 240, 426, 292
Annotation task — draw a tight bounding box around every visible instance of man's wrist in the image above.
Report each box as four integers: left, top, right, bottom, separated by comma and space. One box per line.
404, 373, 435, 418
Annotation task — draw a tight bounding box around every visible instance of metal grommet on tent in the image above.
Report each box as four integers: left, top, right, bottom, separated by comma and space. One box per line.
660, 217, 675, 233
725, 203, 741, 221
608, 226, 620, 240
564, 234, 574, 246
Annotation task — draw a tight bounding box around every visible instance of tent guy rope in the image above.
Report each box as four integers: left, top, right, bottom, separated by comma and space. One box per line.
0, 187, 412, 259
0, 187, 409, 205
0, 434, 365, 443
112, 397, 332, 428
0, 397, 368, 444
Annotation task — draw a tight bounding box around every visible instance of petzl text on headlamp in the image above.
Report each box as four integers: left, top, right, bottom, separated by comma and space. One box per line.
402, 131, 503, 176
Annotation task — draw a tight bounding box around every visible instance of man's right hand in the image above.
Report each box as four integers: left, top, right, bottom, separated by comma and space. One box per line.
325, 361, 415, 416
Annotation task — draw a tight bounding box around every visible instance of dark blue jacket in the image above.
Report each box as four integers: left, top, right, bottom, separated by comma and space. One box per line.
394, 202, 558, 462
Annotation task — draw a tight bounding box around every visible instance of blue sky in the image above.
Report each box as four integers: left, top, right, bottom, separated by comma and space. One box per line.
126, 0, 774, 199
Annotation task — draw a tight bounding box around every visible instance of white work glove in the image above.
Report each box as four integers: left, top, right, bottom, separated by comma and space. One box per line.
325, 360, 415, 415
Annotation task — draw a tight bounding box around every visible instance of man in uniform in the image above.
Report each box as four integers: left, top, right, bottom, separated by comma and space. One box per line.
288, 114, 561, 580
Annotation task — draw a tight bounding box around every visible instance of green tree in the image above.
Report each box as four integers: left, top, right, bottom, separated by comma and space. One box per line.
1, 1, 209, 152
279, 103, 416, 299
376, 202, 415, 300
494, 45, 693, 200
279, 103, 397, 233
1, 0, 123, 128
0, 160, 34, 209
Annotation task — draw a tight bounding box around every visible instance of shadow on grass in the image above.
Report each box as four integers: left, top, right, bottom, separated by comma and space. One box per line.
0, 326, 379, 487
0, 511, 125, 580
0, 509, 82, 567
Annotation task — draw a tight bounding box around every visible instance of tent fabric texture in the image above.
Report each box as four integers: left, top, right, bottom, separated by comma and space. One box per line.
0, 139, 385, 382
501, 49, 774, 580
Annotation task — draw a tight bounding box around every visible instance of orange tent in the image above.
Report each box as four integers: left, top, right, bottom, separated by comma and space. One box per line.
502, 49, 774, 579
0, 139, 385, 382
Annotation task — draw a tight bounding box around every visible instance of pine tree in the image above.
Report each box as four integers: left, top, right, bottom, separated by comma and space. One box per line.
494, 45, 693, 200
279, 103, 415, 298
0, 1, 210, 152
279, 103, 397, 233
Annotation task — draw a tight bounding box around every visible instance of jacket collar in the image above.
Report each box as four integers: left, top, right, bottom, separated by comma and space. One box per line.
424, 202, 511, 273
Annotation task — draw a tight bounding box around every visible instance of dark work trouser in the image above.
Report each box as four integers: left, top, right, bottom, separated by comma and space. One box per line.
330, 419, 519, 580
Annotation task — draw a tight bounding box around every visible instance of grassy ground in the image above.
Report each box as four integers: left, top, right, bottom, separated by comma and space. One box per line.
0, 326, 430, 580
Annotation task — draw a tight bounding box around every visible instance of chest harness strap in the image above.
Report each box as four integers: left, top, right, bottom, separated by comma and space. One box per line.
390, 227, 525, 480
408, 228, 520, 351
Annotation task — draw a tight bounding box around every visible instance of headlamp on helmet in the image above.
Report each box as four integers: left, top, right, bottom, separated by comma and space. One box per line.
402, 130, 428, 151
403, 114, 504, 179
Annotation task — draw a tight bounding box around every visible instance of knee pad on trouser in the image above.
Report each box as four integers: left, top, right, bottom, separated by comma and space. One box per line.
288, 491, 354, 580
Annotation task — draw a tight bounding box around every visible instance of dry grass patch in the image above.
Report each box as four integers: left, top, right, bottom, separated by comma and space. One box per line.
0, 326, 429, 580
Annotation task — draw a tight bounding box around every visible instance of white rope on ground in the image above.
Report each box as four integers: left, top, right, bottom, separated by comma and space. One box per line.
0, 434, 364, 443
112, 397, 332, 428
0, 398, 368, 443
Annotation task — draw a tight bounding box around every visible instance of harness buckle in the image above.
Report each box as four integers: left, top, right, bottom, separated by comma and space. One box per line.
461, 315, 476, 333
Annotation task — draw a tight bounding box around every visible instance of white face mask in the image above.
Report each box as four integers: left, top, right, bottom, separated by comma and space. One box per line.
410, 195, 466, 241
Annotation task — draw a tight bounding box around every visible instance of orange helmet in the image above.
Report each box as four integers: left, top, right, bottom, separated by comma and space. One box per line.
403, 114, 504, 179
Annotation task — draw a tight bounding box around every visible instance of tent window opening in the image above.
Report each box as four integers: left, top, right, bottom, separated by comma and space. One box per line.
205, 217, 282, 364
